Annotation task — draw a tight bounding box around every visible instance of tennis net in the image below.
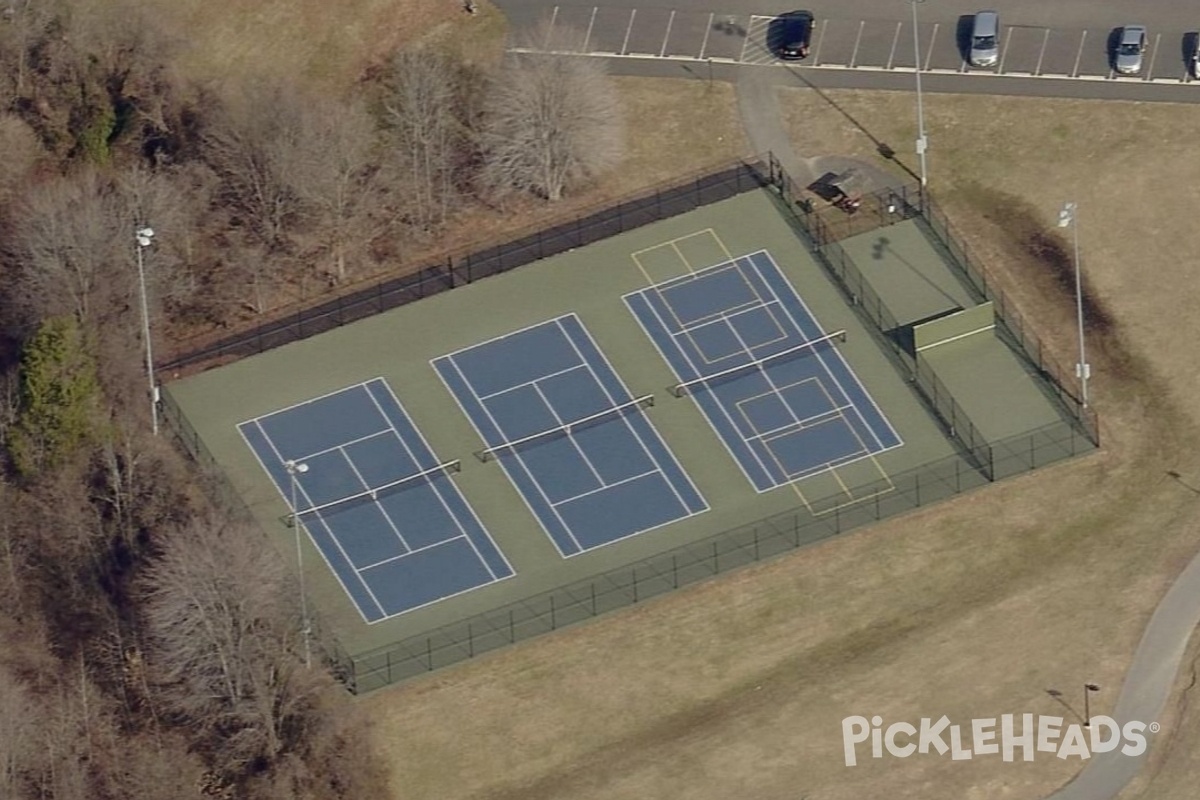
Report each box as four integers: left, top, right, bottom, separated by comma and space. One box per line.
475, 394, 655, 463
292, 459, 461, 520
670, 330, 847, 397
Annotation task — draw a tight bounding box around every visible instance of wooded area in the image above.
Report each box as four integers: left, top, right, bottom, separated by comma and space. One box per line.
0, 1, 623, 797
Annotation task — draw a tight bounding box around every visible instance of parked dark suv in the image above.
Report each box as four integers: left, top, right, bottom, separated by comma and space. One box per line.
773, 10, 815, 60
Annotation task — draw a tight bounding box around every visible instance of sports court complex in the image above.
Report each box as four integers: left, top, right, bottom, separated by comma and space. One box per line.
162, 160, 1098, 691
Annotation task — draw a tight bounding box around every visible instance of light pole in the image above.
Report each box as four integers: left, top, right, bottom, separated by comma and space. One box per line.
1057, 202, 1091, 408
1083, 682, 1100, 727
909, 0, 928, 190
285, 459, 312, 669
135, 227, 158, 435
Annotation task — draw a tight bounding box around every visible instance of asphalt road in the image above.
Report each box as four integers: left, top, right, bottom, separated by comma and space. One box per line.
497, 0, 1200, 99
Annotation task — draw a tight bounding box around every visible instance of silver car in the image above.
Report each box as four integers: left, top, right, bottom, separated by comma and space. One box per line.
969, 11, 1000, 68
1114, 26, 1147, 74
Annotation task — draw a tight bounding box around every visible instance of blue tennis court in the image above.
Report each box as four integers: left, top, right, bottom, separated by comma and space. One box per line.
432, 314, 708, 557
624, 251, 902, 493
238, 378, 513, 623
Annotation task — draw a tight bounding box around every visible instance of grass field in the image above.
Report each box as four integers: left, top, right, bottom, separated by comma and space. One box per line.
358, 84, 1200, 800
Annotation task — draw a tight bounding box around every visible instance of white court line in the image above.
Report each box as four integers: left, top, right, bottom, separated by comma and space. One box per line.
476, 362, 589, 401
532, 381, 606, 486
437, 352, 582, 558
436, 314, 577, 360
551, 469, 661, 507
625, 288, 776, 492
363, 388, 460, 558
368, 380, 515, 582
254, 418, 387, 621
747, 252, 903, 452
238, 376, 382, 426
291, 427, 392, 464
335, 442, 411, 550
359, 533, 470, 573
914, 324, 995, 352
237, 420, 379, 625
743, 400, 859, 443
555, 315, 697, 517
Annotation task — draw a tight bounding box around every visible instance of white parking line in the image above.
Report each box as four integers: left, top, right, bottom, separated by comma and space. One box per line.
887, 22, 901, 69
850, 20, 864, 68
699, 12, 713, 59
621, 9, 636, 55
813, 18, 827, 65
1072, 29, 1087, 77
549, 5, 559, 33
924, 23, 937, 70
583, 6, 597, 51
1035, 28, 1049, 75
661, 10, 675, 57
998, 26, 1012, 73
1146, 32, 1161, 81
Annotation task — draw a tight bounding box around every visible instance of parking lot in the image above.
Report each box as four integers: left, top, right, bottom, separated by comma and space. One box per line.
507, 7, 1199, 83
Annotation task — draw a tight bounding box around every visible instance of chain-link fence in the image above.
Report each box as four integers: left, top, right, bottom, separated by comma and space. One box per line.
155, 154, 1102, 694
920, 199, 1100, 443
159, 159, 773, 375
348, 418, 1093, 693
158, 387, 358, 686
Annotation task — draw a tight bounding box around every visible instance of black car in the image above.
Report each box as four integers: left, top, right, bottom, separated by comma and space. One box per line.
773, 10, 815, 60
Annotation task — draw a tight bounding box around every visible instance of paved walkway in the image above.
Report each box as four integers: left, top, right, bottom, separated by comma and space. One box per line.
732, 64, 1200, 800
735, 65, 907, 195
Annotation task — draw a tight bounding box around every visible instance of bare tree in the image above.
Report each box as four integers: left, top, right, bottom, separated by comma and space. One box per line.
9, 170, 123, 325
384, 49, 464, 231
203, 79, 306, 250
275, 94, 380, 284
141, 514, 321, 776
0, 115, 45, 204
481, 24, 623, 201
0, 664, 35, 799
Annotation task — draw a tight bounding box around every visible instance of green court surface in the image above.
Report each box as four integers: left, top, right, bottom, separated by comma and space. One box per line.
163, 187, 1078, 660
918, 334, 1066, 442
835, 219, 977, 328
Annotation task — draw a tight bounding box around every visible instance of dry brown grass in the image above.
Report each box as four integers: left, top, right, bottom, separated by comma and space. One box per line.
358, 83, 1200, 800
138, 0, 500, 89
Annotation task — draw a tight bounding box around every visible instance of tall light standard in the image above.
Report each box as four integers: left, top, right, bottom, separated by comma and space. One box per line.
1057, 202, 1091, 408
135, 227, 158, 435
285, 459, 313, 669
909, 0, 929, 190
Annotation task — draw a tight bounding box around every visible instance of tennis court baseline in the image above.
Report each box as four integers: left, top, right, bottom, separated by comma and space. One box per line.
238, 378, 513, 623
624, 251, 902, 492
432, 314, 708, 557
